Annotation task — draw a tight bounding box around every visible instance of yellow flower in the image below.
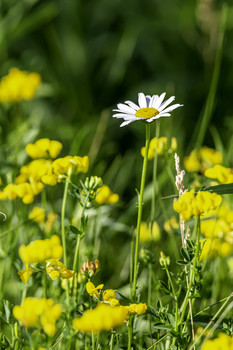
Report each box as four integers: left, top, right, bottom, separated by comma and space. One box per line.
184, 147, 222, 173
26, 139, 63, 159
173, 190, 222, 221
18, 266, 34, 283
72, 303, 128, 333
205, 165, 233, 184
13, 297, 61, 336
138, 221, 161, 242
95, 185, 119, 205
201, 332, 233, 349
86, 282, 104, 298
141, 137, 177, 159
52, 155, 89, 177
164, 216, 179, 234
46, 259, 74, 280
19, 235, 63, 265
126, 303, 147, 315
0, 68, 41, 103
29, 207, 45, 223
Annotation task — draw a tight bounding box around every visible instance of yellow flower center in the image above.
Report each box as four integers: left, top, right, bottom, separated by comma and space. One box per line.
135, 107, 159, 119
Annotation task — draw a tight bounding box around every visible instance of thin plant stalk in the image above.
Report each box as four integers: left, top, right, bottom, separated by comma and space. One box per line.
128, 123, 150, 350
132, 123, 151, 301
61, 170, 72, 306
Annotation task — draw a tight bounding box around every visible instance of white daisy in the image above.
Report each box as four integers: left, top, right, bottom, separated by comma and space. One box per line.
113, 92, 183, 127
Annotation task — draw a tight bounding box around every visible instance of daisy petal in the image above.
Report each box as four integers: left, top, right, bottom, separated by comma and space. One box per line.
124, 100, 140, 110
153, 92, 166, 109
120, 120, 136, 127
158, 96, 175, 111
161, 104, 183, 114
138, 93, 147, 108
149, 95, 158, 107
113, 113, 133, 119
117, 103, 136, 114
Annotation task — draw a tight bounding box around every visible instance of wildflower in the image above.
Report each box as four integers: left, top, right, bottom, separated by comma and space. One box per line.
0, 68, 41, 103
13, 297, 61, 336
201, 332, 233, 349
113, 92, 182, 127
46, 259, 74, 280
204, 164, 233, 184
103, 289, 120, 306
138, 221, 161, 242
95, 185, 119, 205
200, 238, 233, 261
164, 216, 179, 234
173, 190, 222, 221
52, 155, 89, 178
86, 282, 104, 298
184, 147, 222, 173
80, 259, 100, 277
72, 303, 128, 333
141, 137, 177, 159
28, 207, 45, 223
126, 303, 147, 315
18, 266, 34, 283
26, 138, 62, 159
19, 235, 63, 265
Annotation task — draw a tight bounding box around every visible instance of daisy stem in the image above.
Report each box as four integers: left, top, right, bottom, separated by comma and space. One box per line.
132, 122, 150, 302
61, 170, 71, 306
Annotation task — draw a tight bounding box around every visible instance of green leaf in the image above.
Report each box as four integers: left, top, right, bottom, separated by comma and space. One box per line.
158, 280, 171, 295
69, 225, 82, 235
180, 247, 191, 261
153, 323, 173, 330
203, 183, 233, 195
3, 300, 11, 323
176, 259, 190, 266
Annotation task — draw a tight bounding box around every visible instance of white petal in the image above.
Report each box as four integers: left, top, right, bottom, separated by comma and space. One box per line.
153, 92, 166, 109
149, 95, 158, 107
112, 113, 134, 119
161, 104, 183, 114
158, 113, 171, 117
120, 120, 136, 127
124, 100, 140, 110
158, 96, 175, 111
138, 93, 147, 108
116, 103, 136, 114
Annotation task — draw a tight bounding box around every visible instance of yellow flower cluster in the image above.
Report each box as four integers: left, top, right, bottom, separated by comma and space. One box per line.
95, 185, 119, 205
73, 303, 128, 333
29, 206, 46, 223
200, 202, 233, 260
138, 221, 161, 242
184, 147, 222, 173
205, 165, 233, 184
46, 259, 74, 280
201, 333, 233, 350
126, 303, 147, 315
141, 137, 177, 160
13, 297, 61, 336
164, 216, 179, 234
0, 68, 41, 103
86, 282, 147, 314
19, 235, 63, 265
0, 139, 89, 204
26, 138, 62, 159
173, 190, 222, 221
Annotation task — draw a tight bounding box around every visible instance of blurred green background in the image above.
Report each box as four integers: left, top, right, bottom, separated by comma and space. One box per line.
0, 0, 233, 198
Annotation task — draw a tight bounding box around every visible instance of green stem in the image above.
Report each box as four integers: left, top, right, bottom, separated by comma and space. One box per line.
132, 123, 150, 302
92, 331, 95, 350
110, 331, 115, 350
43, 270, 47, 298
127, 317, 133, 350
179, 216, 200, 326
61, 172, 71, 306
